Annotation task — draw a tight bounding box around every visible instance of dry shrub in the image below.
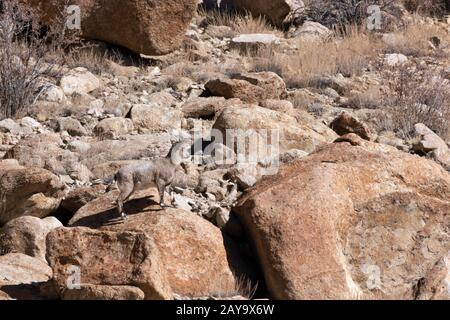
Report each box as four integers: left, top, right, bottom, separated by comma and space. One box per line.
346, 85, 382, 109
248, 27, 381, 88
403, 0, 449, 17
65, 45, 125, 75
381, 65, 450, 139
300, 0, 401, 30
210, 276, 258, 300
199, 8, 281, 35
383, 23, 449, 57
0, 0, 74, 119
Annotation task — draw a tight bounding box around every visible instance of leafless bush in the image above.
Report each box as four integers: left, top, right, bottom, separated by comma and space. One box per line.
381, 65, 450, 139
298, 0, 398, 31
403, 0, 449, 17
0, 0, 74, 119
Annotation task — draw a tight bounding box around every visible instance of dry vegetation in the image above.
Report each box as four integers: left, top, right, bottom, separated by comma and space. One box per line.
403, 0, 449, 16
65, 46, 124, 75
247, 27, 382, 88
382, 22, 449, 57
199, 8, 282, 36
381, 65, 450, 139
210, 276, 258, 300
0, 0, 75, 119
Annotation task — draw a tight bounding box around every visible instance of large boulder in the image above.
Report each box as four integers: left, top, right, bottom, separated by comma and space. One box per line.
0, 216, 62, 260
80, 133, 172, 171
232, 0, 305, 27
24, 0, 198, 55
130, 92, 182, 133
51, 117, 88, 136
0, 253, 52, 299
234, 134, 450, 300
68, 188, 253, 298
61, 185, 106, 214
0, 164, 66, 225
46, 227, 173, 300
212, 105, 337, 154
3, 133, 79, 176
94, 117, 134, 140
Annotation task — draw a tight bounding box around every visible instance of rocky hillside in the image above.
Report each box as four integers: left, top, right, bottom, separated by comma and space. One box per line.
0, 0, 449, 300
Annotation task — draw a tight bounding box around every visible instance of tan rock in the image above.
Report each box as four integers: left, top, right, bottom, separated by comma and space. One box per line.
205, 78, 265, 103
213, 105, 337, 154
234, 134, 450, 299
62, 284, 145, 300
205, 72, 286, 103
4, 133, 79, 176
413, 123, 450, 170
182, 97, 229, 119
61, 185, 106, 214
0, 216, 62, 260
68, 189, 247, 298
0, 253, 52, 299
46, 227, 173, 300
60, 68, 101, 96
0, 165, 66, 225
80, 133, 172, 171
230, 34, 281, 53
330, 112, 374, 141
130, 92, 181, 133
131, 104, 182, 133
260, 99, 294, 113
293, 21, 332, 42
94, 117, 134, 140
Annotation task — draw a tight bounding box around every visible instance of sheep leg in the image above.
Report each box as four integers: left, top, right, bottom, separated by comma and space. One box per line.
117, 185, 134, 220
157, 179, 167, 208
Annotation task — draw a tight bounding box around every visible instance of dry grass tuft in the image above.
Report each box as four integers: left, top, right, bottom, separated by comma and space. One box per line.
65, 46, 125, 75
383, 23, 449, 57
199, 8, 282, 36
210, 276, 258, 300
247, 27, 381, 89
346, 85, 382, 109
